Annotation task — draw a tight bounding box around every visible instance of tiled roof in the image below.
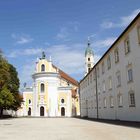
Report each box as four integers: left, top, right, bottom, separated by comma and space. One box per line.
52, 65, 79, 86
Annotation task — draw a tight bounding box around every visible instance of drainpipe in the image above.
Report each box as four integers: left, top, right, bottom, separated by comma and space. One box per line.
95, 67, 99, 119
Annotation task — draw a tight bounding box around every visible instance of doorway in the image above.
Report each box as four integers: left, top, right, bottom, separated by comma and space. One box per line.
40, 106, 44, 116
61, 107, 65, 116
28, 107, 31, 116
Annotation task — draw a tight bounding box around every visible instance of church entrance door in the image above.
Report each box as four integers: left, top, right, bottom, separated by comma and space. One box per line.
40, 106, 44, 116
28, 107, 31, 116
61, 107, 65, 116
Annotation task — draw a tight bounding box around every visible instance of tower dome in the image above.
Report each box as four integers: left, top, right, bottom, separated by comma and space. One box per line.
85, 41, 94, 56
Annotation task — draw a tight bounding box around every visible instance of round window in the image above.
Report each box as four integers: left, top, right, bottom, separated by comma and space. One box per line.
61, 99, 64, 103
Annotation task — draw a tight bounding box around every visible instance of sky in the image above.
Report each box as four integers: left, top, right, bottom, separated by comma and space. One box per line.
0, 0, 140, 90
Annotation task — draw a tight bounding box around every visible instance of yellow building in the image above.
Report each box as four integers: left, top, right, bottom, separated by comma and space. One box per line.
22, 52, 80, 117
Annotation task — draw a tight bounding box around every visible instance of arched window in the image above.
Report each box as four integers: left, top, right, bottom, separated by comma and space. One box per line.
41, 64, 45, 72
41, 83, 45, 93
61, 99, 64, 103
29, 99, 31, 104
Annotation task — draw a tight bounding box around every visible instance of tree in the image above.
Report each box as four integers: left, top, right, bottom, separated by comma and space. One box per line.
7, 64, 23, 111
0, 50, 23, 117
0, 87, 14, 116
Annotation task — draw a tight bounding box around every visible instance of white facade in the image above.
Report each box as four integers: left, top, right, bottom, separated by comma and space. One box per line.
80, 13, 140, 121
21, 54, 80, 117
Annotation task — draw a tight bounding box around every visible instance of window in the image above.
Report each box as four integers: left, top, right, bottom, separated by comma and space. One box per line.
110, 96, 114, 107
61, 99, 64, 103
88, 58, 90, 61
102, 62, 105, 74
114, 48, 119, 63
88, 68, 90, 73
107, 55, 111, 69
88, 64, 91, 67
29, 99, 31, 104
124, 37, 130, 54
116, 71, 121, 87
137, 26, 140, 44
90, 74, 92, 83
129, 91, 135, 107
108, 77, 112, 90
128, 69, 133, 82
104, 98, 107, 108
118, 94, 123, 107
103, 81, 106, 93
41, 83, 45, 93
41, 64, 45, 72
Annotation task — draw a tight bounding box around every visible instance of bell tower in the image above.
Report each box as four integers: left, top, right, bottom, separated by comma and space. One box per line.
85, 38, 94, 75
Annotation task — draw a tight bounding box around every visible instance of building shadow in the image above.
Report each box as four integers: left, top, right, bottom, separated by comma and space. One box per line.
74, 117, 140, 129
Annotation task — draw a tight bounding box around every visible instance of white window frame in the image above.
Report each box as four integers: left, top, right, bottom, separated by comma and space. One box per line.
114, 48, 119, 63
116, 71, 121, 87
129, 91, 135, 107
104, 98, 107, 108
107, 55, 111, 69
128, 68, 133, 82
118, 94, 123, 107
108, 76, 112, 90
110, 96, 114, 108
124, 37, 131, 54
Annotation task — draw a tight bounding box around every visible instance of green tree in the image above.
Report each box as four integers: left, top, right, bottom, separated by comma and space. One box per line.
0, 87, 14, 116
0, 50, 23, 116
7, 64, 23, 111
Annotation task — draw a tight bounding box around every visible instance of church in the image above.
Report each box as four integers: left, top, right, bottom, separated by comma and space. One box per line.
21, 52, 80, 117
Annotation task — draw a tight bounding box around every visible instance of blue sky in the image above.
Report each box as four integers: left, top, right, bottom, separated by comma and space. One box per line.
0, 0, 140, 89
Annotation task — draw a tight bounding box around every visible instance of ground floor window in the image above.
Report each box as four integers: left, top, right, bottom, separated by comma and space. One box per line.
118, 94, 123, 107
129, 91, 135, 107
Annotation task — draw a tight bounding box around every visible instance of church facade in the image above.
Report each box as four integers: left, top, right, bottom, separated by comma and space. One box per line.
21, 53, 80, 117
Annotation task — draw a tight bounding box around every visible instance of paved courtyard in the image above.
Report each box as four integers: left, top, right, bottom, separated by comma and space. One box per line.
0, 118, 139, 140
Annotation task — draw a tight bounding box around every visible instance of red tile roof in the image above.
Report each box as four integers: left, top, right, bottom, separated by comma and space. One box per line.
52, 65, 79, 86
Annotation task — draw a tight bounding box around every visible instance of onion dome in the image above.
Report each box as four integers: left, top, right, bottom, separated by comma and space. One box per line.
85, 41, 94, 56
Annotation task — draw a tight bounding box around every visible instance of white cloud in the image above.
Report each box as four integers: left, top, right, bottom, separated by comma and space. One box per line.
20, 63, 35, 86
46, 43, 100, 76
56, 21, 79, 41
8, 48, 43, 58
101, 9, 140, 29
11, 33, 33, 45
56, 27, 69, 40
93, 37, 117, 48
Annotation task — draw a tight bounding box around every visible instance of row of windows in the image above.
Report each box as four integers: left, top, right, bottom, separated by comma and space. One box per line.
103, 92, 135, 108
81, 66, 133, 91
81, 25, 140, 89
82, 91, 135, 109
100, 26, 140, 76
